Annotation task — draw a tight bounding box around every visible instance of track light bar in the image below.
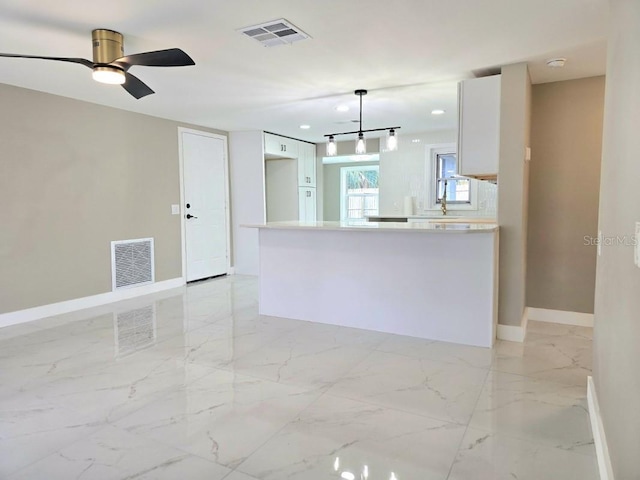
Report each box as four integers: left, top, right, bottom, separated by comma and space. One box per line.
324, 89, 401, 156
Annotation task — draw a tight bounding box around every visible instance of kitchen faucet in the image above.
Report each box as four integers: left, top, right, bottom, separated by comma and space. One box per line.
441, 179, 447, 216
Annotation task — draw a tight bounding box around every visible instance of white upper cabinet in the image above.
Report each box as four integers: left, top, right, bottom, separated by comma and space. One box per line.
457, 75, 501, 178
297, 142, 317, 187
264, 132, 298, 159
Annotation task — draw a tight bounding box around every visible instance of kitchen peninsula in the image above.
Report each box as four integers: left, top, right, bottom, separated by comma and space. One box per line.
247, 221, 499, 347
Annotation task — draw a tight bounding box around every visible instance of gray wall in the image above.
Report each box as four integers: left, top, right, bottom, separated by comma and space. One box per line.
497, 63, 532, 326
0, 83, 226, 314
315, 143, 324, 221
319, 138, 380, 221
323, 161, 379, 221
265, 158, 298, 221
527, 77, 605, 314
593, 0, 640, 476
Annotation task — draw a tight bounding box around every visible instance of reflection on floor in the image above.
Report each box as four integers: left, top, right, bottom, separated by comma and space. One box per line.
0, 275, 597, 479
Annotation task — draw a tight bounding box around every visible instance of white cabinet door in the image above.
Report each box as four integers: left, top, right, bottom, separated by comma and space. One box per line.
264, 133, 298, 159
297, 143, 317, 187
306, 187, 316, 221
458, 75, 501, 177
298, 187, 316, 222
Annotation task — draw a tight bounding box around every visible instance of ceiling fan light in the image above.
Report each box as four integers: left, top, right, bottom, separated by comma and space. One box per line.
326, 135, 337, 156
355, 132, 366, 155
92, 66, 125, 85
386, 129, 398, 151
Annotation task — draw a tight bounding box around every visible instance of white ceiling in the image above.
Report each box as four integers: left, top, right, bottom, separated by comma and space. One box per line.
0, 0, 609, 142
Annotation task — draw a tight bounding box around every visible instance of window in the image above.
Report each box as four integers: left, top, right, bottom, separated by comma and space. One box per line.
340, 165, 379, 220
424, 143, 477, 212
435, 152, 471, 204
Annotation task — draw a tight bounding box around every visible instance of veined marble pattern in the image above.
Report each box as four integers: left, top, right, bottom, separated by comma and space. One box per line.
0, 276, 597, 479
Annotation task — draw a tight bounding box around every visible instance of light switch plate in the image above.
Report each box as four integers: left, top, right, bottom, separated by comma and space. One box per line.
525, 147, 531, 161
171, 204, 180, 215
635, 222, 640, 267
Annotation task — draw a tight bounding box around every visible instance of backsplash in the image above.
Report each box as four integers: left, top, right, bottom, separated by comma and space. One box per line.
378, 131, 498, 218
466, 180, 498, 217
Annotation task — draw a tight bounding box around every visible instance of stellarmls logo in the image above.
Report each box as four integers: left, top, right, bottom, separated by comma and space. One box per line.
583, 235, 638, 247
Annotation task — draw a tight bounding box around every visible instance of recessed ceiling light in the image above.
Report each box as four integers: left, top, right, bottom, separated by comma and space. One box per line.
335, 105, 349, 112
299, 124, 311, 129
431, 109, 445, 115
546, 57, 567, 68
412, 139, 421, 143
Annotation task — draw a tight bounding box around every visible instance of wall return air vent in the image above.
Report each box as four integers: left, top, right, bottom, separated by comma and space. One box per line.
111, 238, 155, 291
239, 19, 311, 47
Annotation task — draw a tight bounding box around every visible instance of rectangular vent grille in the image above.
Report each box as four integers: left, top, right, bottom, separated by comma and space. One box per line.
111, 238, 155, 290
239, 18, 310, 47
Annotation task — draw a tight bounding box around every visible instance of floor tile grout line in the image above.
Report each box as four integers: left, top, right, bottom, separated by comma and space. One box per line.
371, 345, 494, 372
191, 352, 477, 429
3, 421, 116, 479
445, 365, 492, 480
224, 385, 332, 479
487, 366, 592, 389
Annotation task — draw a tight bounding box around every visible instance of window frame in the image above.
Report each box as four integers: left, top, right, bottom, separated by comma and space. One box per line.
339, 165, 380, 221
435, 152, 471, 205
424, 143, 478, 212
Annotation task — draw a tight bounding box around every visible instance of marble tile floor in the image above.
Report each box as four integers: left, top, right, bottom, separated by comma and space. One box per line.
0, 275, 598, 479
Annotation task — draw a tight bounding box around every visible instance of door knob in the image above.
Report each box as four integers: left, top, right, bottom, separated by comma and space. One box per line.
186, 214, 198, 219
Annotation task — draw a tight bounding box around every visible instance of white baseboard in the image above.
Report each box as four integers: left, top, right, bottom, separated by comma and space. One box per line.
497, 307, 528, 343
587, 376, 615, 480
527, 307, 594, 327
0, 277, 185, 328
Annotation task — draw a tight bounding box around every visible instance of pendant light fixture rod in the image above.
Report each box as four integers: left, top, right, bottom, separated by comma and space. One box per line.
323, 126, 401, 138
355, 89, 366, 132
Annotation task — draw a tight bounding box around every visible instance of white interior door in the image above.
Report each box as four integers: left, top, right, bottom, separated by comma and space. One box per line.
181, 130, 229, 282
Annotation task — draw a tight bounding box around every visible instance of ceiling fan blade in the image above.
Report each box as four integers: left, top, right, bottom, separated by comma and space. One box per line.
0, 53, 94, 68
113, 48, 195, 69
121, 71, 154, 99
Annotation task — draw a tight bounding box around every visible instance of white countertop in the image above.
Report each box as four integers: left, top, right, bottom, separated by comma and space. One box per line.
244, 220, 498, 234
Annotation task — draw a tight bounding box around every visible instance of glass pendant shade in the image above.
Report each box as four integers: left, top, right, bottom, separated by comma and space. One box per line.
386, 129, 398, 151
355, 132, 366, 154
326, 135, 337, 156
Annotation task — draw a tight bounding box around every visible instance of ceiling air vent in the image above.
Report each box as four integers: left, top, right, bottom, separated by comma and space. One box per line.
239, 19, 310, 47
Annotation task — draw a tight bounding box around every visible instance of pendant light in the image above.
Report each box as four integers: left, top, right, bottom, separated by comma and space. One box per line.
325, 89, 400, 156
386, 128, 398, 151
326, 135, 337, 156
355, 132, 366, 154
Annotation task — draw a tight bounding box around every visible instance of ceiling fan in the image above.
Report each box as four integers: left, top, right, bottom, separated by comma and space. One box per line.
0, 29, 195, 99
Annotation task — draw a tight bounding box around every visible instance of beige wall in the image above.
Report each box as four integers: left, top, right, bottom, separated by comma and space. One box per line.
594, 0, 640, 476
497, 63, 532, 326
0, 83, 226, 314
527, 77, 605, 313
